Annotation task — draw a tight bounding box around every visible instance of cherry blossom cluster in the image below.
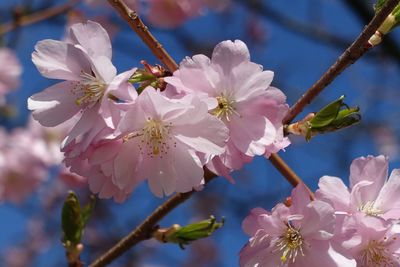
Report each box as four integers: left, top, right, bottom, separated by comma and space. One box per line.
0, 48, 22, 105
28, 20, 289, 202
0, 116, 84, 203
240, 155, 400, 267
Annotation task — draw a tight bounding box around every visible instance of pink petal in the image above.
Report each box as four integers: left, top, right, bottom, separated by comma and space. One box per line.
90, 55, 116, 84
113, 139, 142, 190
349, 155, 388, 190
290, 182, 312, 214
173, 144, 205, 193
229, 114, 276, 156
375, 169, 400, 216
68, 20, 112, 59
316, 176, 351, 212
211, 40, 250, 75
28, 81, 80, 127
300, 200, 335, 240
32, 40, 90, 80
242, 208, 269, 236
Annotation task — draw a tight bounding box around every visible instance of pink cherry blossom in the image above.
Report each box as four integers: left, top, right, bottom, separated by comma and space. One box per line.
240, 183, 350, 267
113, 87, 228, 197
165, 40, 289, 179
28, 20, 137, 149
0, 48, 22, 104
316, 155, 400, 220
0, 129, 48, 204
340, 213, 400, 266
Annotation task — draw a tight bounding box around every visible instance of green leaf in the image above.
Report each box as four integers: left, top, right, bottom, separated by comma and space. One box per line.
303, 96, 361, 141
309, 95, 344, 129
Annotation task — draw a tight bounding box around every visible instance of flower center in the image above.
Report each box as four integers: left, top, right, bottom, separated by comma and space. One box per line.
211, 95, 239, 121
358, 201, 383, 216
124, 118, 174, 158
72, 71, 106, 106
276, 223, 305, 263
359, 239, 394, 266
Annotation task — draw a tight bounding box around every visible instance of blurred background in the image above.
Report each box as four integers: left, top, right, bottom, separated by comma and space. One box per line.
1, 0, 400, 266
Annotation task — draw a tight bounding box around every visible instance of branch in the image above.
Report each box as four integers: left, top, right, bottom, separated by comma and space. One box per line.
282, 0, 400, 124
342, 0, 400, 65
0, 0, 78, 36
107, 0, 178, 72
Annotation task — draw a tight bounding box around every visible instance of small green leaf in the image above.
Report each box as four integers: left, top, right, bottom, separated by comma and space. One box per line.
309, 95, 344, 129
303, 96, 361, 141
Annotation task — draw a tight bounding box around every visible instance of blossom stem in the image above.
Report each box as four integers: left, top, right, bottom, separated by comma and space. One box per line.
0, 0, 79, 36
107, 0, 179, 72
282, 0, 400, 125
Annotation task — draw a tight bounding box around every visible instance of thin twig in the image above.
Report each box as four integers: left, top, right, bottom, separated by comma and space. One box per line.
282, 0, 400, 124
0, 0, 78, 36
107, 0, 179, 72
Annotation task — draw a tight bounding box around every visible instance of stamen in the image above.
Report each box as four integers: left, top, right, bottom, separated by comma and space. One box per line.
124, 119, 174, 157
211, 94, 240, 121
359, 239, 395, 266
275, 221, 305, 263
358, 201, 383, 216
71, 71, 106, 106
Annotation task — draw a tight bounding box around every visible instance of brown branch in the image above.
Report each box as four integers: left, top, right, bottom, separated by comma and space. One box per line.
282, 0, 400, 125
0, 0, 78, 36
107, 0, 179, 72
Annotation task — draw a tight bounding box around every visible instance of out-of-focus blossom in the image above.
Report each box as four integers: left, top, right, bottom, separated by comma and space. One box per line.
316, 155, 400, 220
146, 0, 229, 28
240, 183, 349, 267
3, 247, 31, 267
0, 129, 48, 203
0, 48, 22, 104
27, 114, 77, 166
114, 87, 228, 197
165, 40, 289, 180
372, 126, 399, 160
28, 21, 136, 150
